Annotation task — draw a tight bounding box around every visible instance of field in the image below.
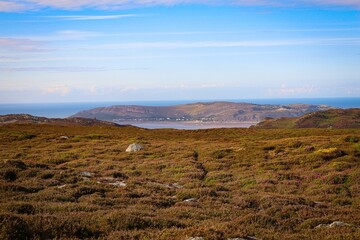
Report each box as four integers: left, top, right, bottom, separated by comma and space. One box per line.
0, 124, 359, 239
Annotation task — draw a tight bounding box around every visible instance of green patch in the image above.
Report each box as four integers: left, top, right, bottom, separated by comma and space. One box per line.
212, 149, 233, 159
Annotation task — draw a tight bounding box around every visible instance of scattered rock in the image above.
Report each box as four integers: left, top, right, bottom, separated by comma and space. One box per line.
59, 136, 69, 140
187, 237, 204, 240
329, 221, 351, 228
109, 181, 127, 187
184, 198, 197, 202
97, 177, 127, 187
163, 183, 183, 189
315, 224, 329, 229
57, 184, 67, 189
126, 143, 144, 152
228, 237, 261, 240
80, 171, 94, 177
315, 221, 351, 229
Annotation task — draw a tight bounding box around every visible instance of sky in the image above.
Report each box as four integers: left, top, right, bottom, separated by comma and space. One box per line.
0, 0, 359, 103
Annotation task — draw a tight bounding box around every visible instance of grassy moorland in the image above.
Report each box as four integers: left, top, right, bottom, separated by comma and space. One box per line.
0, 123, 359, 239
255, 109, 360, 129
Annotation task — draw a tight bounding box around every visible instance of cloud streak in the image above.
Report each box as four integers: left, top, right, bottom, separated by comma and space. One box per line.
80, 38, 360, 50
1, 0, 360, 12
45, 14, 139, 21
0, 37, 50, 52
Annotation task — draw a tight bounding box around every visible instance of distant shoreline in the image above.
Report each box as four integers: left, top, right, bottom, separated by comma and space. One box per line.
1, 97, 359, 119
115, 120, 258, 129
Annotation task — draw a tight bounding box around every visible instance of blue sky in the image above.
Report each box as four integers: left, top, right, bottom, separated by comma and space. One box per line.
0, 0, 359, 103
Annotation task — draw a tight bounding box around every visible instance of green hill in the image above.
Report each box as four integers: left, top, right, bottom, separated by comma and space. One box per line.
254, 109, 360, 129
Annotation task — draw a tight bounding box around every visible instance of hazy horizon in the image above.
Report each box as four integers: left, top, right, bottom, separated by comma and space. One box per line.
1, 1, 359, 103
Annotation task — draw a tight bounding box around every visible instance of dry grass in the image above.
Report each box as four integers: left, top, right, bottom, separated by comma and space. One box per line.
0, 124, 359, 239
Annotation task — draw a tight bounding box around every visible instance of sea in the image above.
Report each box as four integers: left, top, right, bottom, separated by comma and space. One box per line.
0, 98, 359, 129
1, 98, 359, 118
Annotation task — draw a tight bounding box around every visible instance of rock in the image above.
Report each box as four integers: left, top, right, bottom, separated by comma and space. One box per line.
59, 136, 69, 139
329, 221, 351, 228
187, 237, 204, 240
109, 181, 127, 187
315, 221, 351, 229
162, 182, 183, 189
57, 184, 67, 189
126, 143, 144, 152
80, 171, 94, 177
228, 237, 261, 240
184, 198, 197, 202
315, 224, 328, 229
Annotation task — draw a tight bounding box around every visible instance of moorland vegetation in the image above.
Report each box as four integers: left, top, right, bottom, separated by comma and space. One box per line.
0, 122, 359, 239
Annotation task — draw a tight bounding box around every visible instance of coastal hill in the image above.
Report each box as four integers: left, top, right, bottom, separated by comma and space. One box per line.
254, 109, 360, 129
0, 114, 120, 127
71, 101, 333, 123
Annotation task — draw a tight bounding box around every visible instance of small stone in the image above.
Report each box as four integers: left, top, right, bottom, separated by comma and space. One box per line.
126, 143, 144, 152
184, 198, 197, 202
315, 224, 329, 229
59, 136, 69, 139
109, 181, 127, 187
329, 221, 351, 228
187, 237, 204, 240
80, 171, 94, 177
57, 184, 67, 189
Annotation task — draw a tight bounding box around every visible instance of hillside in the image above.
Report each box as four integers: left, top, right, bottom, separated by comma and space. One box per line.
70, 102, 333, 123
254, 109, 360, 129
0, 123, 359, 239
0, 114, 121, 127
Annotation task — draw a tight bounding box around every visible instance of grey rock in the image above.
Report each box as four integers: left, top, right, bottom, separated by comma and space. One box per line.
186, 237, 204, 240
126, 143, 144, 152
184, 198, 197, 202
80, 171, 94, 177
228, 237, 261, 240
329, 221, 351, 228
109, 181, 127, 187
315, 221, 351, 229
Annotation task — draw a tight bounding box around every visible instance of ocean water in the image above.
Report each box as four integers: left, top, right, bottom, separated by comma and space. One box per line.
0, 98, 359, 118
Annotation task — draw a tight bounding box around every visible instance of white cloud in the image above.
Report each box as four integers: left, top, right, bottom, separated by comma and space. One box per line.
45, 14, 138, 21
80, 38, 360, 50
0, 1, 29, 12
0, 37, 50, 52
43, 85, 70, 95
1, 0, 360, 12
267, 84, 317, 97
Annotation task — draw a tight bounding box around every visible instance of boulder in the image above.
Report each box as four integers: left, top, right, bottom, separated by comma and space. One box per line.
126, 143, 144, 152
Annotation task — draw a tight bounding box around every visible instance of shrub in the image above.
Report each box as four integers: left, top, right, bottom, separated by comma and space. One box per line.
17, 133, 36, 140
212, 149, 233, 159
113, 172, 128, 179
2, 169, 17, 181
316, 148, 346, 160
0, 214, 32, 239
192, 150, 199, 161
8, 203, 35, 214
344, 136, 359, 143
3, 160, 27, 170
288, 141, 302, 148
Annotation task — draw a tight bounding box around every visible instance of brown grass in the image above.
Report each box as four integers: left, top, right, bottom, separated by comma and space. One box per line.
0, 124, 359, 239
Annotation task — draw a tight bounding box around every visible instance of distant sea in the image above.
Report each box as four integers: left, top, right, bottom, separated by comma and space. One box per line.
0, 98, 359, 118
